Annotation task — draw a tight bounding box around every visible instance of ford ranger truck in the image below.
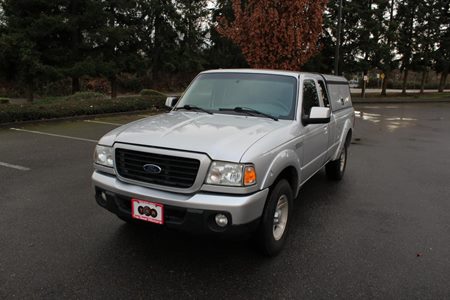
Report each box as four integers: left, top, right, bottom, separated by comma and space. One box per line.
92, 69, 354, 256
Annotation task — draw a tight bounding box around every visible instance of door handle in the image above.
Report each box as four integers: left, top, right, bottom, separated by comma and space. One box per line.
339, 98, 345, 105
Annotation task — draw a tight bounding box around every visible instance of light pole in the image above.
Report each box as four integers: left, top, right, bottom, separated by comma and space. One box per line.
334, 0, 343, 76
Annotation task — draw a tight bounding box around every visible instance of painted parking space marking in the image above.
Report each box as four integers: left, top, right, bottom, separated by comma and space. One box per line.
10, 128, 98, 143
84, 120, 123, 126
0, 161, 30, 171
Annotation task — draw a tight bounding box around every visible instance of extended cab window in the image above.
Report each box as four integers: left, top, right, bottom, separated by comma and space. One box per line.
318, 80, 330, 107
302, 80, 320, 116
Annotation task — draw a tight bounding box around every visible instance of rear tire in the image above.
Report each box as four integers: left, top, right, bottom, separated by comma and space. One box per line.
257, 179, 293, 257
326, 144, 347, 180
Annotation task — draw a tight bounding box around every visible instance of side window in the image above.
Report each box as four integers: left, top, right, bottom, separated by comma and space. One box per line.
302, 80, 320, 116
318, 80, 330, 107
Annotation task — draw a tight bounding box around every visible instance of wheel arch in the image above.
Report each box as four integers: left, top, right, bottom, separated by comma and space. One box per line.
345, 128, 353, 147
274, 166, 299, 198
262, 158, 300, 199
332, 119, 353, 161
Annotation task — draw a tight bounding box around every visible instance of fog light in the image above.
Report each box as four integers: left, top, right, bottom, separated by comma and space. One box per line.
215, 214, 229, 227
101, 192, 107, 201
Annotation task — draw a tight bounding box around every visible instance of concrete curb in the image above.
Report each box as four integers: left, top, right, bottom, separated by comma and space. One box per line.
352, 97, 450, 104
2, 98, 449, 127
0, 109, 167, 128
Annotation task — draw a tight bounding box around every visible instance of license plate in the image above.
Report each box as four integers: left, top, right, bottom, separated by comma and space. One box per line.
131, 199, 164, 224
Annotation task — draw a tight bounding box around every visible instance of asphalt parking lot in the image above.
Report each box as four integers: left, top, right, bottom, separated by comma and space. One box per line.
1, 103, 449, 299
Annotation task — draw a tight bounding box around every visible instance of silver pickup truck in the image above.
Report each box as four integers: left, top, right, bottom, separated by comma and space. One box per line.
92, 69, 354, 255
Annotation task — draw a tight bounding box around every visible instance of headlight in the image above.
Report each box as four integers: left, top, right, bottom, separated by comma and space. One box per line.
206, 161, 256, 187
94, 145, 114, 167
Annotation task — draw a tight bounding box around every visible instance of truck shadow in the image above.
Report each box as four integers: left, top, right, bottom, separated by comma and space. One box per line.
89, 169, 349, 293
107, 170, 339, 256
292, 169, 345, 224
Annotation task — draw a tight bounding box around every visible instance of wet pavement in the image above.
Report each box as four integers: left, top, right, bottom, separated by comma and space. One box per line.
0, 103, 449, 299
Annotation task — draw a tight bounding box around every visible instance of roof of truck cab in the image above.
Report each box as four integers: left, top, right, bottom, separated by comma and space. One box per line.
201, 69, 301, 77
201, 69, 348, 83
321, 74, 348, 83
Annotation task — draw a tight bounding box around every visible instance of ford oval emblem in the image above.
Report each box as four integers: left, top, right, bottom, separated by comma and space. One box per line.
143, 164, 162, 174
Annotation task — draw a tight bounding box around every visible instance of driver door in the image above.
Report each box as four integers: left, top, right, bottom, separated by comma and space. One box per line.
299, 78, 329, 183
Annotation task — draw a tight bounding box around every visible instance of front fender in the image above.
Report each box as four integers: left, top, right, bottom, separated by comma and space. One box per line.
260, 149, 301, 191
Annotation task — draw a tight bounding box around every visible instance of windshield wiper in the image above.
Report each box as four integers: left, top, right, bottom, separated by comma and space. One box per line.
177, 105, 213, 115
219, 107, 278, 121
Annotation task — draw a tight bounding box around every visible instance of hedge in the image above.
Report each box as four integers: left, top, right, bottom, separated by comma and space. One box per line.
0, 95, 166, 124
140, 89, 166, 97
0, 98, 10, 104
66, 91, 106, 101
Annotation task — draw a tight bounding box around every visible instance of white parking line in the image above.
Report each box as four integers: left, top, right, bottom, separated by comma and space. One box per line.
10, 128, 98, 143
0, 161, 30, 171
84, 120, 123, 126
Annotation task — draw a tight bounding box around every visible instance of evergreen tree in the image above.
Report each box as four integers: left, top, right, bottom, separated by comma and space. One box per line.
0, 2, 7, 80
92, 0, 143, 98
0, 0, 67, 101
206, 0, 247, 69
2, 0, 447, 97
413, 0, 441, 93
301, 31, 334, 74
372, 0, 398, 96
331, 1, 382, 95
328, 0, 398, 95
138, 0, 180, 81
62, 0, 104, 94
435, 0, 450, 92
175, 0, 209, 72
322, 1, 357, 74
396, 0, 420, 94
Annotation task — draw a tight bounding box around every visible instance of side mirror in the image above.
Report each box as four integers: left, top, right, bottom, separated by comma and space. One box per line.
165, 96, 179, 108
303, 107, 331, 124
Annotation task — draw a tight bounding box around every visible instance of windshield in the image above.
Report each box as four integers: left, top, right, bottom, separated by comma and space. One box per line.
176, 73, 297, 120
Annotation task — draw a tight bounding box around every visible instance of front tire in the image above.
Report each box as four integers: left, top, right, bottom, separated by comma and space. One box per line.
257, 179, 293, 256
326, 144, 347, 180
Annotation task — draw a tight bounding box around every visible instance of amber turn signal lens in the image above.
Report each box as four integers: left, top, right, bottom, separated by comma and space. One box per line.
244, 166, 256, 186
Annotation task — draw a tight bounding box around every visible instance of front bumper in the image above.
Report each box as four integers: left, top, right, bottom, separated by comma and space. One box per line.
92, 171, 269, 233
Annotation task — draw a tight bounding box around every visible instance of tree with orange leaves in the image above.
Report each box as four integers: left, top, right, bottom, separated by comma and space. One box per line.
217, 0, 328, 71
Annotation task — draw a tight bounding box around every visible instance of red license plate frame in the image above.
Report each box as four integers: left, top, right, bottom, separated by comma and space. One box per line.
131, 199, 164, 225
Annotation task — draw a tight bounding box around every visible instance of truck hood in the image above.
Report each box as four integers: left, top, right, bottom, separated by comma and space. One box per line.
100, 111, 289, 162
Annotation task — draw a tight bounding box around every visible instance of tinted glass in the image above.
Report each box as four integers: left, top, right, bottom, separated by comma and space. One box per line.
318, 80, 330, 107
302, 80, 320, 116
178, 73, 297, 120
